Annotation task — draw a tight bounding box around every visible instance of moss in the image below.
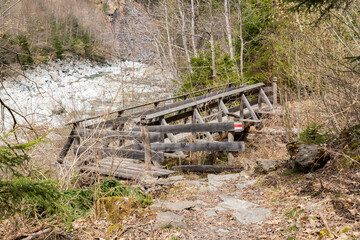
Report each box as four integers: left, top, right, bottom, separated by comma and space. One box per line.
96, 197, 139, 223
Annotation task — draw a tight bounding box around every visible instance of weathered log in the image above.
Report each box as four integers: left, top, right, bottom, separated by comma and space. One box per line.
172, 165, 244, 173
135, 142, 245, 152
77, 146, 164, 163
133, 122, 240, 133
73, 129, 161, 142
145, 83, 264, 120
57, 127, 76, 163
141, 126, 152, 170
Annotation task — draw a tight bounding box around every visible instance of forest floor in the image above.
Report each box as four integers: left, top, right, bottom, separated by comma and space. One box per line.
61, 159, 360, 240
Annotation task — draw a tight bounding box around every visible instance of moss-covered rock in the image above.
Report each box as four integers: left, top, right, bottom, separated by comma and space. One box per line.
287, 142, 331, 172
96, 197, 139, 223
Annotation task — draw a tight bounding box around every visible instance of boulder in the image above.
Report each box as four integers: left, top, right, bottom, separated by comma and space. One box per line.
232, 208, 272, 224
287, 142, 331, 173
150, 201, 196, 211
96, 197, 139, 223
256, 159, 286, 173
235, 179, 256, 189
154, 212, 187, 230
208, 173, 240, 187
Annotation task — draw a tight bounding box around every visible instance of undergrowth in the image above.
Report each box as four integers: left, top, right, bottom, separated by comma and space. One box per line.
298, 122, 332, 144
0, 132, 151, 228
62, 179, 152, 219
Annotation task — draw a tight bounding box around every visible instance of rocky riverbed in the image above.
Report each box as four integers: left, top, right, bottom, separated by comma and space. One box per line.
0, 59, 173, 130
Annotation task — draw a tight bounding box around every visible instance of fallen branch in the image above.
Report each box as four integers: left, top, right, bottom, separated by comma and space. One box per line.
22, 228, 52, 240
172, 165, 243, 173
319, 212, 337, 238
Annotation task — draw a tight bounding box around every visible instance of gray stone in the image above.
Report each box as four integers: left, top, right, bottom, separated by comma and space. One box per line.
214, 206, 227, 212
235, 180, 256, 189
216, 229, 229, 233
204, 209, 218, 218
199, 185, 218, 192
208, 173, 240, 187
193, 206, 203, 212
256, 159, 285, 173
305, 202, 323, 212
239, 170, 253, 179
168, 175, 185, 181
150, 201, 196, 211
218, 197, 258, 211
185, 180, 204, 186
140, 175, 158, 188
154, 212, 187, 230
195, 200, 208, 206
287, 143, 331, 172
232, 208, 272, 224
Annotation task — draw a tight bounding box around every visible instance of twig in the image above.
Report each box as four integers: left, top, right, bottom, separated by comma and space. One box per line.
319, 212, 337, 238
22, 228, 52, 240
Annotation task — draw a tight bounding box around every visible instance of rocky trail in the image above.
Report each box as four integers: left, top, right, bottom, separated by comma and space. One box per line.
69, 162, 360, 240
146, 173, 272, 239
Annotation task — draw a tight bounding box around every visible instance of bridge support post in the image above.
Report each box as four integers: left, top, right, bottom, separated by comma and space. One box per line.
273, 77, 277, 108
141, 126, 152, 171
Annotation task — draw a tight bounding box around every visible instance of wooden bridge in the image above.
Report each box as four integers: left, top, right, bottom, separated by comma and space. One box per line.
57, 80, 277, 180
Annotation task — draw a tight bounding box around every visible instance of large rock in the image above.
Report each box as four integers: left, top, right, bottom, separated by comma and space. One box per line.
235, 180, 256, 189
218, 196, 258, 211
232, 208, 272, 224
154, 212, 187, 230
256, 159, 286, 173
96, 197, 139, 223
287, 143, 331, 172
208, 173, 240, 187
150, 201, 196, 211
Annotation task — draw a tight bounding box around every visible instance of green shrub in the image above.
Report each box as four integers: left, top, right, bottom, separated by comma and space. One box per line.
177, 45, 239, 94
298, 122, 332, 144
62, 178, 152, 219
53, 35, 64, 59
17, 34, 33, 65
0, 132, 65, 221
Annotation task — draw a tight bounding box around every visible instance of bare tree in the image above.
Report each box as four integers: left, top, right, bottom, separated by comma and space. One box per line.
190, 0, 198, 57
177, 0, 192, 71
224, 0, 234, 60
208, 0, 216, 80
237, 0, 244, 79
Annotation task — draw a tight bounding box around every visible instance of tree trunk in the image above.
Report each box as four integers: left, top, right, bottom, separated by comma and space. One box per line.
177, 0, 192, 72
224, 0, 234, 60
164, 0, 175, 69
209, 0, 216, 80
237, 0, 244, 79
190, 0, 198, 57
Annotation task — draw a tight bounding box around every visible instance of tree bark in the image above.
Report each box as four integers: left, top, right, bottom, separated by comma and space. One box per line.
177, 0, 192, 72
237, 0, 244, 79
209, 0, 216, 80
224, 0, 234, 60
164, 0, 175, 69
190, 0, 198, 57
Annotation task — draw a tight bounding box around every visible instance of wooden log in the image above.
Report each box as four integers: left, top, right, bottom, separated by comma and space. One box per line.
145, 83, 264, 120
241, 94, 259, 121
136, 142, 245, 152
141, 126, 152, 170
133, 122, 238, 133
172, 165, 244, 173
67, 82, 238, 126
57, 127, 76, 163
273, 77, 277, 107
80, 164, 173, 179
260, 88, 274, 111
73, 129, 162, 142
161, 119, 185, 158
77, 146, 164, 163
193, 108, 214, 141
